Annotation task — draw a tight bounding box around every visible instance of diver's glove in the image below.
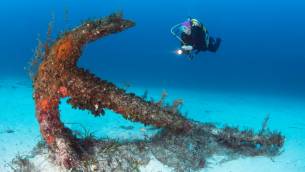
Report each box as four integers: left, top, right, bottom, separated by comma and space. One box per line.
181, 45, 193, 53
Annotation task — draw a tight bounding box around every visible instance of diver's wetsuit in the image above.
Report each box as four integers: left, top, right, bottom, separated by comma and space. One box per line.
181, 25, 221, 53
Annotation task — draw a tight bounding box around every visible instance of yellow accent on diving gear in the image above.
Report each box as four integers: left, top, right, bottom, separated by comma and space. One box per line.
191, 19, 200, 27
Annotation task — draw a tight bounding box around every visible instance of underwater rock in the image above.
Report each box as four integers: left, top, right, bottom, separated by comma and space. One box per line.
0, 129, 15, 134
31, 12, 284, 170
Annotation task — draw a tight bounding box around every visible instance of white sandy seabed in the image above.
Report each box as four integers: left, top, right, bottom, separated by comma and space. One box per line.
0, 77, 305, 172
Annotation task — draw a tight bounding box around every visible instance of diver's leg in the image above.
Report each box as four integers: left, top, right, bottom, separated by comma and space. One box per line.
208, 37, 221, 52
188, 54, 194, 60
194, 49, 201, 54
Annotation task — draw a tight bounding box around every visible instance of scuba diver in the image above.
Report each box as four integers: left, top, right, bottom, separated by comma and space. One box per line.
171, 18, 221, 60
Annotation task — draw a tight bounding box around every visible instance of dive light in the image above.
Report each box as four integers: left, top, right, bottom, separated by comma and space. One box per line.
176, 45, 193, 55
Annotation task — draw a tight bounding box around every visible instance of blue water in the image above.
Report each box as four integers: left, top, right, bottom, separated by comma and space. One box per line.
1, 0, 305, 95
0, 0, 305, 171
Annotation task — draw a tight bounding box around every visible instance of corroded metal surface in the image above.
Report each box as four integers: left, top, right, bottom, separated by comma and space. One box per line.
33, 13, 191, 168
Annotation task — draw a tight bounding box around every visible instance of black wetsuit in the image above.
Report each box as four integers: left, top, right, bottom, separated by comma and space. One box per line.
181, 25, 221, 53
